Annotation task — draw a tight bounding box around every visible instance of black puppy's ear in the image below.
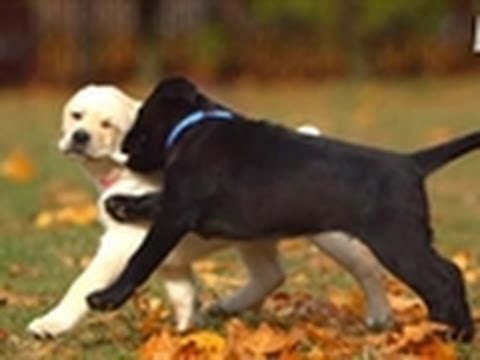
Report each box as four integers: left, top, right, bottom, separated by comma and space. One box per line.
194, 93, 217, 110
155, 76, 197, 103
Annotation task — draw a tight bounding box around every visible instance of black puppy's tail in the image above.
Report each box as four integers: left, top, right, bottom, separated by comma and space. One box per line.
410, 131, 480, 176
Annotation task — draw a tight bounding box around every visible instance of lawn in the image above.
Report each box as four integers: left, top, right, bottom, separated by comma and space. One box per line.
1, 75, 480, 358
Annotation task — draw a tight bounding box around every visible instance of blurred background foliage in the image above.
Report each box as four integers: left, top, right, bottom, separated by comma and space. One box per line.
0, 0, 479, 86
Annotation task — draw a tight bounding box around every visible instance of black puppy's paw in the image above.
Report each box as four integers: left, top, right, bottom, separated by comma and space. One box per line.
86, 285, 133, 311
104, 195, 140, 222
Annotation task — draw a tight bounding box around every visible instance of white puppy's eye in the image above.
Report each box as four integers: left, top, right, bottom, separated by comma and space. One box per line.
101, 119, 112, 129
71, 111, 83, 120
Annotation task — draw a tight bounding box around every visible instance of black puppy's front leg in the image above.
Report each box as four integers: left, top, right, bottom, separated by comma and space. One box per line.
105, 192, 162, 222
87, 212, 187, 311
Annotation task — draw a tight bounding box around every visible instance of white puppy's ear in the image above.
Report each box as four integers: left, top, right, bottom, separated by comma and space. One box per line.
296, 124, 322, 137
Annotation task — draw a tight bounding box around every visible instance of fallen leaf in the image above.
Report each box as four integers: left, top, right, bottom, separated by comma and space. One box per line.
417, 339, 456, 360
0, 285, 40, 308
34, 210, 55, 229
382, 322, 451, 355
140, 331, 178, 360
33, 203, 97, 229
8, 262, 41, 278
0, 149, 35, 183
302, 322, 362, 358
451, 251, 471, 271
227, 319, 302, 358
388, 293, 425, 314
464, 269, 480, 284
140, 330, 227, 360
327, 288, 365, 319
134, 293, 170, 337
179, 331, 226, 359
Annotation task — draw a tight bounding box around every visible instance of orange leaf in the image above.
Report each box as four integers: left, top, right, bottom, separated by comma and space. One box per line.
417, 339, 456, 360
140, 331, 179, 360
227, 319, 302, 358
383, 322, 452, 355
33, 210, 55, 229
301, 323, 362, 358
140, 330, 226, 360
33, 203, 97, 229
451, 251, 471, 272
0, 149, 35, 183
179, 331, 226, 359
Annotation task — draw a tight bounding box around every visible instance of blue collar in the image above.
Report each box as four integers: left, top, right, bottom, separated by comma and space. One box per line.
165, 109, 233, 149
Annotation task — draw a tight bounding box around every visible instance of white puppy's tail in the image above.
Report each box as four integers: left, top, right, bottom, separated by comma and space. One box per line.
296, 124, 322, 137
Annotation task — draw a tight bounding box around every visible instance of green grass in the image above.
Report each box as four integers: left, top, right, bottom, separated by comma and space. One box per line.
1, 75, 480, 358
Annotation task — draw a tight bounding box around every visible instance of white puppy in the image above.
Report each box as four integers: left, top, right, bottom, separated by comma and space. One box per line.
27, 85, 390, 338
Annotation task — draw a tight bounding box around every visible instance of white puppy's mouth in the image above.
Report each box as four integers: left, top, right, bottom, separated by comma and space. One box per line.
59, 136, 95, 160
63, 145, 97, 162
59, 135, 128, 165
65, 144, 90, 157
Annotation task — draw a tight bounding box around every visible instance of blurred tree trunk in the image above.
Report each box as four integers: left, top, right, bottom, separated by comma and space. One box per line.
216, 0, 251, 34
337, 0, 362, 75
0, 0, 35, 85
158, 0, 210, 37
33, 0, 137, 84
444, 0, 473, 49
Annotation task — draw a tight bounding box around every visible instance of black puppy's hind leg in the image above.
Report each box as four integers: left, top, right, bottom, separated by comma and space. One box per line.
366, 227, 474, 342
87, 209, 189, 311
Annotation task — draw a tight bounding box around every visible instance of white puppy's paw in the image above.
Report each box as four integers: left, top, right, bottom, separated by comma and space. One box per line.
174, 309, 204, 333
175, 317, 197, 334
27, 313, 74, 339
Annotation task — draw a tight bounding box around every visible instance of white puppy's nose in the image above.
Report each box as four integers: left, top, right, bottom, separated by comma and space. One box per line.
72, 130, 91, 145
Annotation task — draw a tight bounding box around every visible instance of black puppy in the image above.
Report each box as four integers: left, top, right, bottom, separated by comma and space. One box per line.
88, 77, 478, 341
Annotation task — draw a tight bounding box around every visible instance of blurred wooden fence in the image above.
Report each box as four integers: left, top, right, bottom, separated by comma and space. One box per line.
0, 0, 477, 86
33, 0, 138, 84
0, 1, 35, 84
0, 0, 138, 86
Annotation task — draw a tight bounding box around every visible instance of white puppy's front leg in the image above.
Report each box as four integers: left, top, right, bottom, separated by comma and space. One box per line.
160, 264, 198, 333
210, 241, 285, 314
27, 227, 143, 338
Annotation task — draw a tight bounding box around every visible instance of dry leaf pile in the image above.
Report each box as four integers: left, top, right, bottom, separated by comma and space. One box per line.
137, 251, 480, 359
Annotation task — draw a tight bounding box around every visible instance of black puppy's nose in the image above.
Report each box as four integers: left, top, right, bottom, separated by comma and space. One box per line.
72, 130, 90, 145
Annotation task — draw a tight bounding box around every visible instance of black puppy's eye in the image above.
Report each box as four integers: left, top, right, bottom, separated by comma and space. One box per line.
101, 119, 112, 129
71, 111, 83, 120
